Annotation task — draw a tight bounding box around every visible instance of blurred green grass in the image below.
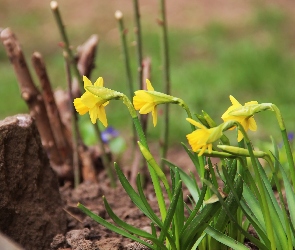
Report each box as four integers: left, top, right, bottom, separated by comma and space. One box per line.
1, 5, 295, 144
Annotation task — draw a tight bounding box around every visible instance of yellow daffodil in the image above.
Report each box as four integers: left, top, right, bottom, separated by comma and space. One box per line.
221, 95, 258, 142
74, 76, 109, 126
133, 79, 178, 127
186, 118, 220, 156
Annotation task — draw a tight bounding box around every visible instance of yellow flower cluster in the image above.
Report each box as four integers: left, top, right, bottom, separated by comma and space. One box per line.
186, 95, 258, 156
73, 76, 258, 157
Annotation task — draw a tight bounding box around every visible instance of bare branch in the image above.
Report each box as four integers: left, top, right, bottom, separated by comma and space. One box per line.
0, 28, 62, 166
32, 52, 72, 162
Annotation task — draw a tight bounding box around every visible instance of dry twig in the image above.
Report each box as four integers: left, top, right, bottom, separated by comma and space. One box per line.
32, 52, 72, 162
0, 28, 62, 166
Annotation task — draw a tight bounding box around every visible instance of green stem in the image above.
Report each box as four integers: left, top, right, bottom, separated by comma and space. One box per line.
236, 123, 276, 250
50, 1, 83, 89
133, 116, 167, 221
271, 104, 295, 188
116, 11, 134, 101
132, 0, 143, 89
115, 11, 137, 148
178, 100, 195, 131
122, 95, 167, 221
65, 53, 80, 187
158, 0, 171, 168
94, 125, 116, 188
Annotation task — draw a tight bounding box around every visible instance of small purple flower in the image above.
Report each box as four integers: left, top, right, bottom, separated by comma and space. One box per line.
288, 132, 294, 142
278, 132, 294, 149
101, 127, 119, 143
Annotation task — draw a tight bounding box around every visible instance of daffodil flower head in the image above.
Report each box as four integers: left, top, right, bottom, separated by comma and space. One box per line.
133, 79, 178, 127
73, 76, 110, 126
186, 118, 222, 156
221, 95, 258, 142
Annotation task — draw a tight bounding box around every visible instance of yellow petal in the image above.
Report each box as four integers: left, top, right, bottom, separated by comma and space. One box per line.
152, 106, 157, 127
229, 95, 241, 106
103, 101, 109, 107
140, 102, 155, 114
186, 118, 207, 129
237, 130, 244, 142
89, 106, 99, 124
198, 146, 207, 156
248, 117, 257, 131
83, 75, 92, 89
81, 91, 99, 108
208, 144, 213, 154
97, 105, 108, 127
133, 97, 146, 110
146, 79, 154, 91
134, 90, 154, 101
94, 77, 103, 87
73, 98, 89, 115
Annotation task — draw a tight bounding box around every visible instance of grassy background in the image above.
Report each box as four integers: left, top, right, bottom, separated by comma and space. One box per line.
1, 1, 295, 145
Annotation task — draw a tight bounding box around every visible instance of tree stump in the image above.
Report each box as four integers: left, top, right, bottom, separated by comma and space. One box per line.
0, 114, 67, 250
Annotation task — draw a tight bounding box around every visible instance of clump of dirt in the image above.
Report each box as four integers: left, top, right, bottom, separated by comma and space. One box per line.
54, 178, 157, 250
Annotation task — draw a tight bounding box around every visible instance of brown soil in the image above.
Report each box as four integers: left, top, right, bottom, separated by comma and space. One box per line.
52, 162, 259, 250
51, 146, 195, 250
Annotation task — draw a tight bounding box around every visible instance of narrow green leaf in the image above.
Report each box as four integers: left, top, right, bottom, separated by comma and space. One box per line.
190, 233, 206, 250
77, 203, 154, 249
138, 141, 171, 197
208, 158, 218, 187
165, 159, 200, 202
181, 142, 202, 177
205, 226, 249, 250
103, 197, 165, 248
256, 158, 289, 249
278, 158, 295, 239
174, 168, 184, 232
203, 178, 268, 250
151, 223, 157, 238
114, 163, 157, 223
180, 202, 221, 250
181, 170, 209, 234
158, 180, 182, 249
135, 175, 163, 228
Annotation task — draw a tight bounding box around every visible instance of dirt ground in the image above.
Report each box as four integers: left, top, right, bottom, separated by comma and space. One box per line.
51, 148, 258, 250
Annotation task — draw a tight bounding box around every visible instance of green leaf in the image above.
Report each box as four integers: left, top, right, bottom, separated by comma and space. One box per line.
277, 157, 295, 242
205, 226, 249, 250
138, 141, 171, 197
164, 159, 200, 203
181, 170, 209, 235
204, 178, 268, 250
114, 163, 160, 225
256, 158, 289, 249
158, 180, 182, 248
181, 142, 202, 177
103, 197, 166, 249
174, 168, 184, 233
180, 202, 221, 250
77, 203, 154, 249
135, 175, 164, 229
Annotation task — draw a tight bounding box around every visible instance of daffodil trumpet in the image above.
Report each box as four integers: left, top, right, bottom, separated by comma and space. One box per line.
186, 119, 237, 157
73, 76, 114, 126
217, 145, 267, 158
221, 95, 259, 142
133, 79, 180, 127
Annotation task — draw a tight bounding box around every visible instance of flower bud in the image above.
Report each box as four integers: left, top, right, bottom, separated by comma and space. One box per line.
217, 145, 267, 158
